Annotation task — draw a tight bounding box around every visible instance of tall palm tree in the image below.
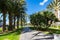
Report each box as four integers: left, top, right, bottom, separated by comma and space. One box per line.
20, 1, 26, 27
7, 0, 14, 31
47, 0, 60, 19
0, 0, 8, 31
13, 0, 21, 29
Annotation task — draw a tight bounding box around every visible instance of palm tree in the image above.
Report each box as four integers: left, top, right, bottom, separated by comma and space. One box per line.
20, 0, 26, 27
7, 0, 15, 31
13, 0, 22, 29
0, 0, 8, 31
47, 0, 60, 19
12, 0, 18, 29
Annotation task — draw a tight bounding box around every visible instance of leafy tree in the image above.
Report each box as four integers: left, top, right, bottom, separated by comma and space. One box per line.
30, 11, 57, 29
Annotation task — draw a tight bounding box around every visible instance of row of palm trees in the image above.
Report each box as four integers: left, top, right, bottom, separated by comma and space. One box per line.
0, 0, 26, 32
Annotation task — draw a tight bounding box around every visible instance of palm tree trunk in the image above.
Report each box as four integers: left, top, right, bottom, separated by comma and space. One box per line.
21, 17, 23, 27
8, 13, 13, 31
2, 10, 6, 32
17, 16, 19, 29
21, 14, 23, 28
55, 10, 58, 19
13, 15, 15, 29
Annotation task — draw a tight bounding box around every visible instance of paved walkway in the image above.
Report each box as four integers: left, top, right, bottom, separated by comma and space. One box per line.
20, 27, 54, 40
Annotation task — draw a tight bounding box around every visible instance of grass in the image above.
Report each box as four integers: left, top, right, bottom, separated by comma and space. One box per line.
0, 27, 2, 32
49, 26, 60, 29
44, 32, 49, 34
0, 28, 22, 40
0, 34, 19, 40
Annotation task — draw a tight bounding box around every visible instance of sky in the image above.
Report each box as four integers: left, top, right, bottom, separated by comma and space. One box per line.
25, 0, 52, 15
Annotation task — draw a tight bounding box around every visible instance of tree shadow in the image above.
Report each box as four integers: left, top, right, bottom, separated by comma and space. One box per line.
34, 38, 53, 40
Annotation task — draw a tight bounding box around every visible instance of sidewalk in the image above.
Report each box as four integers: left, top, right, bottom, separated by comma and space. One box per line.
19, 27, 54, 40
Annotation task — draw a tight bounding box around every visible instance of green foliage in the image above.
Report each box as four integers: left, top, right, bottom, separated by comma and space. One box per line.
30, 11, 57, 29
0, 0, 26, 31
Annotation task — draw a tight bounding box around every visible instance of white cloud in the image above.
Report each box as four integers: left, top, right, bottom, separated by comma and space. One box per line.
40, 3, 44, 5
40, 0, 48, 6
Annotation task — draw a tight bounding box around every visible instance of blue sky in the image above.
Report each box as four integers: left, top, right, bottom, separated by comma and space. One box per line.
25, 0, 52, 15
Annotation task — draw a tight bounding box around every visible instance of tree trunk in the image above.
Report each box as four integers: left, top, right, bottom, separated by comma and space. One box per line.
55, 10, 58, 18
17, 16, 19, 29
21, 14, 23, 28
13, 15, 15, 29
3, 12, 6, 32
8, 13, 13, 31
21, 17, 23, 28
